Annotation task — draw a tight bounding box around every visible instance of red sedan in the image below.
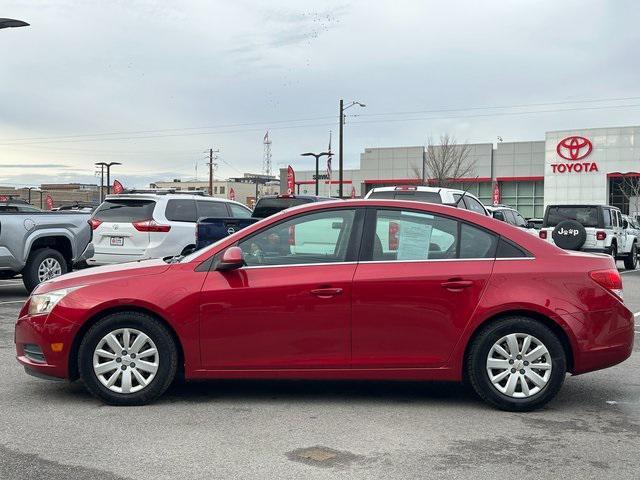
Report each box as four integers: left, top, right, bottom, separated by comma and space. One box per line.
15, 199, 634, 410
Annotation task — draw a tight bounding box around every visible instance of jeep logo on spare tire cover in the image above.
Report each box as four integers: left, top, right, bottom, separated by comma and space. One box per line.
552, 220, 587, 250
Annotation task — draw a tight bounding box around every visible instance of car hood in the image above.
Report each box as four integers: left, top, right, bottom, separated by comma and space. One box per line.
33, 259, 172, 294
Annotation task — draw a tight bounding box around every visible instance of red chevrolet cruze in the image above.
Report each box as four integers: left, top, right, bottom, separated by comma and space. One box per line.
15, 199, 634, 410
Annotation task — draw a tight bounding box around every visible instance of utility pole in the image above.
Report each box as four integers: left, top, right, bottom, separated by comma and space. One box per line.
337, 99, 366, 198
206, 148, 219, 196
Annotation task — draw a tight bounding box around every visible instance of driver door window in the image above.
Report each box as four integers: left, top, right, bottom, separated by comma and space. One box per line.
238, 209, 356, 266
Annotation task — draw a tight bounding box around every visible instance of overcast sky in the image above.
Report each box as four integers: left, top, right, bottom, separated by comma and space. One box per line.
2, 0, 640, 188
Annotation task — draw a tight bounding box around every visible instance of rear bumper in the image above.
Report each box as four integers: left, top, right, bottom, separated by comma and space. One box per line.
581, 247, 611, 255
566, 305, 635, 375
87, 251, 147, 265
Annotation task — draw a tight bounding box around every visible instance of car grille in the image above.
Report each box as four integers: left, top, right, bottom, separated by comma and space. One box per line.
23, 344, 46, 363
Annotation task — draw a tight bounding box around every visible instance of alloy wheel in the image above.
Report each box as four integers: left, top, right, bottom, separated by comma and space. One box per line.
486, 333, 552, 398
37, 258, 62, 282
93, 328, 159, 394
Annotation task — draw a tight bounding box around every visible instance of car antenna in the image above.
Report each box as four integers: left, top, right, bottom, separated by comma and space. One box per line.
455, 180, 475, 207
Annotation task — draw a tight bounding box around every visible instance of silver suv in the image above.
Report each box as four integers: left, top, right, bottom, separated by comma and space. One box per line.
538, 204, 638, 269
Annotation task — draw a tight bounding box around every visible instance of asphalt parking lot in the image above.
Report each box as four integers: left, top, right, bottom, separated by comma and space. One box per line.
0, 269, 638, 480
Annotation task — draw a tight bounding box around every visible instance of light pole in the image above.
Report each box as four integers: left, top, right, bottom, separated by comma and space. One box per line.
301, 152, 331, 196
25, 186, 37, 205
95, 162, 121, 200
0, 18, 29, 29
338, 99, 365, 198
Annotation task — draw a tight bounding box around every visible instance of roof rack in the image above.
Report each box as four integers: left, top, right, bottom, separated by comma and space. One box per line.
117, 189, 208, 196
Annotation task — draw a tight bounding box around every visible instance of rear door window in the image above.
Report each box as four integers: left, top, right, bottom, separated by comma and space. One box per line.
513, 212, 528, 228
94, 199, 156, 222
503, 210, 516, 225
462, 196, 486, 215
196, 200, 230, 219
368, 190, 442, 203
228, 203, 253, 218
603, 209, 612, 227
459, 224, 498, 258
165, 199, 198, 222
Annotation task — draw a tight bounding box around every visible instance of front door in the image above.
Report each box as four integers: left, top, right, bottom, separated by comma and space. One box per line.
199, 208, 361, 369
352, 208, 496, 368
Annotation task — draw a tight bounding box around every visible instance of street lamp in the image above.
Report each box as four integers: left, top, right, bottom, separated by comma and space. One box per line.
0, 18, 29, 29
338, 99, 366, 198
301, 151, 331, 196
95, 162, 122, 201
25, 186, 37, 205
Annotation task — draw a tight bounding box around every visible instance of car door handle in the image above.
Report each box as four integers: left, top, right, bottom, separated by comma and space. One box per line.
310, 287, 343, 298
441, 279, 473, 290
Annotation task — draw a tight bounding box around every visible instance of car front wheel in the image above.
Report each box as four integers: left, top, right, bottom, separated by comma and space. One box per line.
623, 243, 637, 270
467, 317, 566, 411
78, 312, 178, 405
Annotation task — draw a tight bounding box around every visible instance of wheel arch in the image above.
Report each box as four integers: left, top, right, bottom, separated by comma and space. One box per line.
462, 309, 575, 376
67, 305, 185, 381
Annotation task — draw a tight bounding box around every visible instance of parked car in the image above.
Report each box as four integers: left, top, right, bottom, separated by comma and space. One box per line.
526, 218, 543, 230
87, 191, 252, 265
0, 199, 42, 213
0, 210, 93, 291
195, 194, 333, 250
15, 199, 633, 411
485, 205, 537, 233
622, 214, 640, 269
365, 185, 489, 215
538, 204, 638, 269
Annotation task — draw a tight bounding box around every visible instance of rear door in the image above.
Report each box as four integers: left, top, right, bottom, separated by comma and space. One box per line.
92, 199, 156, 255
351, 207, 497, 368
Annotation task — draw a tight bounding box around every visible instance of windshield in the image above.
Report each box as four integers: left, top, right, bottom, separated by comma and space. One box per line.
546, 206, 599, 228
93, 199, 156, 222
252, 197, 313, 218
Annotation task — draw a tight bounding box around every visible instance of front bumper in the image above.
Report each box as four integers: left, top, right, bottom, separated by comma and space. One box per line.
14, 308, 78, 380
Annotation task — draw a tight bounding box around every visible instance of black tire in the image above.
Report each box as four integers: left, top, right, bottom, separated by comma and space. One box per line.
467, 316, 567, 412
22, 248, 68, 293
610, 242, 618, 261
624, 243, 637, 270
78, 311, 178, 406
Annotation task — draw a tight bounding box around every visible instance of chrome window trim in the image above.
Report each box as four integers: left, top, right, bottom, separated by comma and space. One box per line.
240, 257, 534, 269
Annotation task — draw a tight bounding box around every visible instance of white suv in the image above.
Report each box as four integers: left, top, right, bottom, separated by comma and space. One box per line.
538, 204, 638, 270
364, 185, 489, 215
86, 191, 252, 265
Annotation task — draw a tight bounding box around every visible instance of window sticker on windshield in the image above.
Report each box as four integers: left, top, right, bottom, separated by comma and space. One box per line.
396, 222, 433, 260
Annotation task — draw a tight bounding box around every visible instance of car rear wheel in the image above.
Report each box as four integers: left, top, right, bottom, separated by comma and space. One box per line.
623, 243, 637, 270
467, 317, 566, 411
22, 248, 68, 293
78, 312, 177, 406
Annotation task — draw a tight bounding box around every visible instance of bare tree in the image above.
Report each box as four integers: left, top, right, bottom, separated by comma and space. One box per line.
411, 134, 476, 187
618, 176, 640, 216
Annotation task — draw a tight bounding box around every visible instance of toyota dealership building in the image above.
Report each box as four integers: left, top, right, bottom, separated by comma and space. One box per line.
281, 124, 640, 218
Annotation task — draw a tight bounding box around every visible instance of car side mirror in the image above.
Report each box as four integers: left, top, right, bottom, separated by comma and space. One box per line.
216, 246, 244, 271
623, 220, 629, 229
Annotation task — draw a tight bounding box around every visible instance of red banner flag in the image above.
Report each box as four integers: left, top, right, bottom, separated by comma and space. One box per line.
0, 195, 7, 202
286, 165, 295, 195
229, 188, 236, 201
45, 194, 54, 210
112, 179, 124, 194
492, 182, 501, 205
350, 186, 356, 199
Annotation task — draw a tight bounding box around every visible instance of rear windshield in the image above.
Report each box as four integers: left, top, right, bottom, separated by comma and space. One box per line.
253, 197, 313, 218
93, 199, 156, 222
546, 206, 599, 228
367, 190, 442, 203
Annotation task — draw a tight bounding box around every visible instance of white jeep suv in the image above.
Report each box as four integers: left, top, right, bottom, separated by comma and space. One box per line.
538, 204, 638, 270
86, 191, 252, 265
364, 185, 489, 215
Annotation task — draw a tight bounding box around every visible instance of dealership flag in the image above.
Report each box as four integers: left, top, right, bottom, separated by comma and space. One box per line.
0, 195, 7, 202
286, 165, 295, 195
326, 131, 333, 196
112, 179, 124, 194
492, 182, 501, 205
45, 194, 54, 210
350, 186, 356, 199
229, 188, 236, 201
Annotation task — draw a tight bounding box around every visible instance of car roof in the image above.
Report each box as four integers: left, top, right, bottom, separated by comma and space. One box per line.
368, 185, 466, 194
257, 194, 334, 202
189, 198, 561, 264
105, 193, 238, 203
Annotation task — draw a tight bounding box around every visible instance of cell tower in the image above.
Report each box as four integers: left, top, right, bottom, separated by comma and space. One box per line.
262, 130, 272, 177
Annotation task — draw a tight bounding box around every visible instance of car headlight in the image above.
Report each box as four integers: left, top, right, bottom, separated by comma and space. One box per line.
28, 288, 79, 315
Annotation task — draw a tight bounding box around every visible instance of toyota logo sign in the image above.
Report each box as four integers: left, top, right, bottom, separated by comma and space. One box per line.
556, 136, 592, 161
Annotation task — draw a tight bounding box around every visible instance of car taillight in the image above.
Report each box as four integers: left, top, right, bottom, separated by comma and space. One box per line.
539, 230, 547, 239
589, 269, 623, 300
596, 231, 606, 241
132, 219, 171, 232
389, 222, 399, 250
88, 218, 102, 230
288, 225, 296, 245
